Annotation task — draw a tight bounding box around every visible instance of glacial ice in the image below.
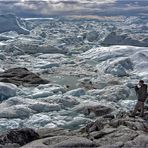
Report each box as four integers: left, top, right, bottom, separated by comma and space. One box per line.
31, 91, 54, 99
0, 53, 6, 60
80, 46, 148, 78
64, 116, 92, 129
65, 88, 86, 97
37, 63, 60, 69
102, 31, 148, 47
0, 15, 148, 132
0, 82, 17, 101
0, 105, 34, 119
0, 118, 22, 132
86, 31, 99, 42
29, 103, 61, 112
24, 114, 52, 129
0, 68, 4, 73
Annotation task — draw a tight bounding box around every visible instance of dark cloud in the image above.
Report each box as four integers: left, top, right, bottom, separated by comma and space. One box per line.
0, 0, 147, 17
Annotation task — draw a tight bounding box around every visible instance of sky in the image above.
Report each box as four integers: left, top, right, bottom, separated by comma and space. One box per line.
0, 0, 148, 17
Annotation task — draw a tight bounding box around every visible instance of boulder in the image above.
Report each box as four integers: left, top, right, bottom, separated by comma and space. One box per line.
0, 67, 49, 86
0, 82, 17, 101
75, 102, 114, 117
0, 128, 39, 146
85, 105, 113, 116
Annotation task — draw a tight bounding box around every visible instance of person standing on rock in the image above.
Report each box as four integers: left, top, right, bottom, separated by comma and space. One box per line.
131, 80, 147, 117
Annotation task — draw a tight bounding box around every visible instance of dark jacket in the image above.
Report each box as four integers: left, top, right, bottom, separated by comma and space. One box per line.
135, 84, 147, 102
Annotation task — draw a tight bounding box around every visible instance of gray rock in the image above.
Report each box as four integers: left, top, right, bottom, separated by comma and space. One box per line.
36, 128, 70, 139
0, 68, 49, 86
0, 143, 20, 148
21, 136, 94, 148
84, 105, 113, 117
0, 128, 39, 146
94, 126, 138, 146
52, 137, 96, 148
123, 134, 148, 148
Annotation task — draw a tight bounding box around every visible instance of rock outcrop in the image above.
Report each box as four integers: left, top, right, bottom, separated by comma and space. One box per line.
0, 128, 39, 147
17, 112, 148, 148
0, 68, 49, 86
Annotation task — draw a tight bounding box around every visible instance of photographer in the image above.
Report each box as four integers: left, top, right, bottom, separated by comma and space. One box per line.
130, 80, 147, 117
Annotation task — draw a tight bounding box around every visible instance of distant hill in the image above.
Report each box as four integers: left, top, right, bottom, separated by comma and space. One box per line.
0, 14, 29, 34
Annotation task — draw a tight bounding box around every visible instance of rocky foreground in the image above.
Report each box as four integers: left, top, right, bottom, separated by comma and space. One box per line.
0, 111, 148, 148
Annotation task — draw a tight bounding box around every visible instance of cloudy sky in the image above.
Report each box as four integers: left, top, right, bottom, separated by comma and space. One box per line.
0, 0, 148, 17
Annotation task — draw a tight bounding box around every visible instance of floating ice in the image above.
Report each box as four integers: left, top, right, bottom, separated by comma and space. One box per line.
65, 88, 86, 97
0, 82, 17, 101
29, 103, 61, 112
0, 105, 34, 119
24, 114, 52, 129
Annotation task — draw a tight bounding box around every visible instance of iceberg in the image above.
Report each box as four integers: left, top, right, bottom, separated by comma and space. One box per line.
0, 82, 17, 101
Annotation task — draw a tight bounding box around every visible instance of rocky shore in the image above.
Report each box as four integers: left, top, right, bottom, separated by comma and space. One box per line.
0, 111, 148, 148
